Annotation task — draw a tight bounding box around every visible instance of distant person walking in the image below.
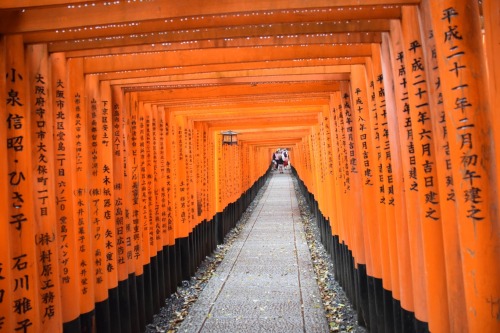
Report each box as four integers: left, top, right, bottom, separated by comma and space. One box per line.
282, 150, 289, 169
276, 149, 284, 173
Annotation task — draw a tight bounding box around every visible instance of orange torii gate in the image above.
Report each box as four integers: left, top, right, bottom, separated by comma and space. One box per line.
1, 1, 499, 332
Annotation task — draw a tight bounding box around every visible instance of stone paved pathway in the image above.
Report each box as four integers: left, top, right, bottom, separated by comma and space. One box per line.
178, 171, 329, 333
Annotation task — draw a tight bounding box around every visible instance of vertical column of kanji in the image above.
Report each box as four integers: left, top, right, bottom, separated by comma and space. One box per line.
26, 44, 63, 332
158, 107, 171, 297
429, 2, 500, 331
319, 105, 338, 237
111, 86, 133, 333
0, 34, 14, 333
378, 39, 407, 330
367, 46, 399, 332
210, 127, 218, 250
67, 58, 95, 330
318, 108, 332, 243
366, 53, 397, 330
193, 122, 204, 268
349, 65, 384, 332
125, 92, 145, 331
201, 124, 210, 260
348, 66, 376, 330
334, 92, 356, 304
148, 105, 161, 313
141, 103, 156, 321
315, 119, 330, 254
214, 129, 223, 244
99, 80, 120, 330
381, 33, 414, 330
5, 35, 40, 333
340, 82, 369, 327
302, 136, 313, 191
162, 108, 178, 290
329, 93, 351, 299
401, 6, 451, 332
418, 1, 468, 330
153, 105, 166, 306
319, 112, 333, 225
168, 111, 182, 285
482, 0, 500, 205
174, 115, 191, 280
201, 124, 210, 227
311, 124, 324, 228
389, 20, 429, 330
85, 74, 111, 333
185, 121, 196, 276
207, 128, 218, 249
328, 92, 345, 236
310, 122, 321, 216
50, 52, 81, 332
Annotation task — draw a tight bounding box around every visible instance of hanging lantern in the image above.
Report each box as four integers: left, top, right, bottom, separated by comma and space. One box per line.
221, 130, 238, 145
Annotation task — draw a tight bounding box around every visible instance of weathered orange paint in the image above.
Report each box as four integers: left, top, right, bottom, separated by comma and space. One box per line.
381, 31, 416, 317
388, 19, 429, 324
85, 74, 110, 304
5, 34, 41, 332
0, 34, 13, 333
27, 43, 63, 332
418, 1, 468, 330
51, 52, 82, 326
67, 57, 96, 318
429, 1, 500, 331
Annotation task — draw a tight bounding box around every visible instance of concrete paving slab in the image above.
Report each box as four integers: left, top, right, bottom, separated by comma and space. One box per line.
178, 172, 329, 333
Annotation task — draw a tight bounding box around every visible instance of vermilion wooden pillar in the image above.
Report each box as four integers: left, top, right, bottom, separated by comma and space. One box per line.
340, 82, 370, 327
364, 54, 394, 332
380, 32, 416, 331
5, 34, 41, 333
418, 1, 468, 331
140, 102, 155, 321
369, 43, 402, 332
401, 6, 450, 332
51, 51, 82, 332
319, 105, 338, 229
0, 34, 14, 333
389, 19, 429, 330
86, 74, 112, 333
329, 92, 345, 240
157, 106, 171, 297
482, 0, 500, 208
350, 64, 385, 332
99, 80, 120, 330
27, 43, 63, 332
429, 1, 500, 331
111, 85, 134, 333
67, 57, 95, 331
148, 104, 161, 313
127, 91, 146, 329
162, 107, 179, 290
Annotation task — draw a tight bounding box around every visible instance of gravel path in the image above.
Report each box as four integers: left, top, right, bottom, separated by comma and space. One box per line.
145, 174, 366, 333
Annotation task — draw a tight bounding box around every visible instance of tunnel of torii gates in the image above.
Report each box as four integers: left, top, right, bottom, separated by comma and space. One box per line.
0, 0, 499, 332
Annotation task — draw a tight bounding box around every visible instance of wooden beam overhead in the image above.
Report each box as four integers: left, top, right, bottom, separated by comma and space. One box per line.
112, 74, 349, 91
45, 28, 385, 53
83, 44, 371, 73
0, 0, 418, 33
170, 106, 322, 121
155, 94, 331, 109
98, 58, 365, 81
133, 81, 340, 102
108, 65, 351, 85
